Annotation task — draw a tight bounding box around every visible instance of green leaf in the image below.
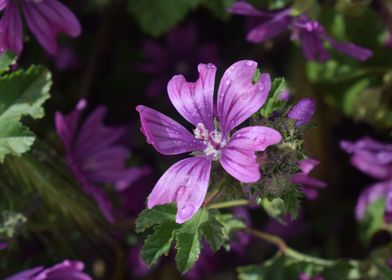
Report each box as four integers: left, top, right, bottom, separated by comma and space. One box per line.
175, 208, 209, 273
128, 0, 201, 37
201, 214, 224, 252
260, 77, 286, 118
359, 198, 385, 243
0, 65, 51, 162
135, 204, 177, 233
215, 213, 246, 241
141, 221, 180, 266
281, 185, 303, 219
201, 0, 234, 20
0, 52, 17, 74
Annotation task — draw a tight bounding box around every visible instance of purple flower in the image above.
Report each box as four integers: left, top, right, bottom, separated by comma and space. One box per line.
127, 244, 150, 278
136, 60, 282, 223
138, 23, 219, 97
355, 181, 392, 220
288, 98, 316, 127
299, 272, 324, 280
264, 211, 306, 240
50, 46, 80, 71
185, 244, 218, 280
5, 260, 91, 280
55, 100, 149, 223
291, 158, 327, 200
341, 137, 392, 180
230, 207, 251, 255
228, 1, 373, 62
341, 137, 392, 221
0, 241, 7, 250
0, 0, 81, 55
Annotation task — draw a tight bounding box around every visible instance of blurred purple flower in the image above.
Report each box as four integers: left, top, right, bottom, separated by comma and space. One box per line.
231, 207, 251, 255
264, 211, 306, 240
127, 244, 150, 278
0, 241, 7, 250
341, 137, 392, 180
341, 137, 392, 221
228, 1, 373, 62
5, 260, 91, 280
355, 181, 392, 221
55, 100, 149, 223
138, 23, 220, 97
136, 60, 282, 223
291, 158, 327, 200
299, 272, 324, 280
50, 46, 80, 71
0, 0, 81, 55
185, 244, 218, 280
288, 98, 316, 127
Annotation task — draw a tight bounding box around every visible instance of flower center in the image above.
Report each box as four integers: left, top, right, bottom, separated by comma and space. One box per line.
193, 123, 226, 160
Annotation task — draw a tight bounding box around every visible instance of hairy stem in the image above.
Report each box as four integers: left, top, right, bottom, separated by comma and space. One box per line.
245, 228, 335, 267
208, 199, 250, 209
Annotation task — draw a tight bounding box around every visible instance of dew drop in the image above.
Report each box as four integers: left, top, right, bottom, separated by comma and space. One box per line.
241, 92, 250, 100
230, 66, 235, 71
246, 61, 253, 66
174, 185, 187, 201
206, 63, 215, 68
178, 204, 195, 221
254, 135, 266, 144
225, 79, 231, 86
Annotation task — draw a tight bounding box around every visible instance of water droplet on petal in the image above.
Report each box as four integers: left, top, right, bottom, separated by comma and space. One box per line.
246, 61, 253, 66
178, 204, 195, 221
254, 135, 266, 144
225, 79, 231, 86
230, 66, 235, 71
206, 63, 215, 68
174, 185, 187, 201
241, 92, 250, 100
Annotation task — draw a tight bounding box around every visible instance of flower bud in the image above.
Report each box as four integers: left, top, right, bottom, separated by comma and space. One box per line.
288, 98, 316, 127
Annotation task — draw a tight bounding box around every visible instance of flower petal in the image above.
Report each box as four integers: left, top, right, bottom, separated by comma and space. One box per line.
0, 2, 23, 55
22, 1, 58, 54
168, 63, 216, 130
136, 105, 204, 155
217, 60, 271, 137
220, 126, 281, 183
246, 9, 291, 43
55, 99, 87, 151
227, 2, 267, 16
355, 181, 392, 220
6, 267, 44, 280
325, 36, 373, 61
148, 157, 212, 223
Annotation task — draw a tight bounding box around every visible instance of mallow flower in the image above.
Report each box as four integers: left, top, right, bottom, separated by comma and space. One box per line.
56, 100, 149, 223
0, 0, 81, 55
5, 260, 91, 280
138, 22, 219, 97
228, 1, 372, 62
288, 98, 316, 127
136, 60, 282, 223
291, 158, 327, 200
341, 137, 392, 221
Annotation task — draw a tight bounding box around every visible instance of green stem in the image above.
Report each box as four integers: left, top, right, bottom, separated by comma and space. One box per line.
208, 199, 250, 209
245, 228, 335, 267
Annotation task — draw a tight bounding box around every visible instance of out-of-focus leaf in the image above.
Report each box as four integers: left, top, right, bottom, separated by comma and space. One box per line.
128, 0, 201, 37
201, 0, 234, 20
0, 66, 51, 162
359, 198, 385, 243
0, 52, 17, 74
